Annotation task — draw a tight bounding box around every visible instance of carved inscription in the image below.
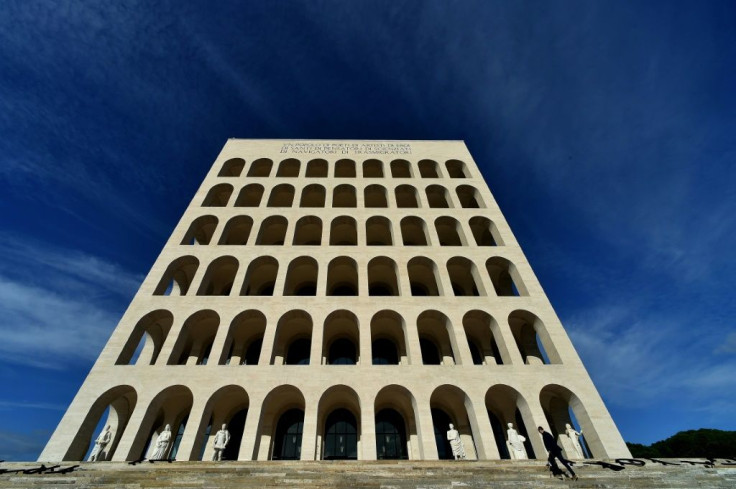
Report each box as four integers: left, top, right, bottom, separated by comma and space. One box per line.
280, 142, 411, 155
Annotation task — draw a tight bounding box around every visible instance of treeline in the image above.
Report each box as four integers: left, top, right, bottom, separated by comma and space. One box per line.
627, 429, 736, 458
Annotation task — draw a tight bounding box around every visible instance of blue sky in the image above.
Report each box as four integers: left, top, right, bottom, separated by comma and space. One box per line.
1, 1, 735, 460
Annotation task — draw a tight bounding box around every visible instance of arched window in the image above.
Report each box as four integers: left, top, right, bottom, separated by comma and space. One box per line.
272, 409, 304, 460
395, 185, 419, 208
418, 159, 439, 178
364, 184, 388, 208
368, 256, 400, 296
509, 310, 560, 364
456, 185, 484, 208
181, 216, 217, 245
271, 311, 312, 365
267, 184, 295, 207
323, 310, 359, 365
375, 409, 408, 459
435, 217, 466, 246
463, 310, 508, 366
335, 159, 356, 177
407, 257, 441, 296
447, 257, 484, 296
169, 310, 219, 365
326, 257, 358, 296
486, 257, 526, 296
292, 216, 322, 245
116, 310, 173, 365
247, 158, 272, 177
305, 158, 328, 177
255, 216, 288, 245
426, 185, 451, 208
218, 158, 244, 177
276, 158, 300, 177
220, 311, 266, 366
300, 184, 326, 207
370, 310, 407, 365
329, 216, 357, 246
283, 257, 318, 296
154, 256, 199, 296
234, 184, 264, 207
445, 159, 468, 178
323, 409, 358, 459
197, 256, 238, 296
202, 184, 233, 207
240, 257, 278, 296
469, 216, 502, 246
390, 159, 412, 178
400, 217, 429, 246
332, 184, 357, 207
417, 311, 458, 365
363, 159, 383, 178
366, 216, 392, 245
218, 216, 253, 245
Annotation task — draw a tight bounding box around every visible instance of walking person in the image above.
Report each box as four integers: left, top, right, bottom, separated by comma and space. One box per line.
538, 426, 577, 480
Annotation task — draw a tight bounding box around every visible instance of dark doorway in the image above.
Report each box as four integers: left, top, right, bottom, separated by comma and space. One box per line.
286, 338, 311, 365
420, 338, 441, 365
372, 338, 398, 365
272, 409, 304, 460
431, 408, 453, 460
244, 339, 262, 365
222, 408, 247, 460
328, 338, 357, 365
323, 409, 358, 459
515, 409, 535, 458
375, 409, 408, 459
488, 410, 510, 459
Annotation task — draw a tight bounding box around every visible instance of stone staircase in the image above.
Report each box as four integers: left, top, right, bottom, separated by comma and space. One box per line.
1, 460, 734, 488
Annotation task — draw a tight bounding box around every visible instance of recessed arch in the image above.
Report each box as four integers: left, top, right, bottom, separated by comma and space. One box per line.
333, 184, 357, 207
417, 311, 459, 365
407, 257, 442, 296
430, 385, 479, 460
218, 216, 254, 245
192, 385, 250, 461
456, 185, 484, 208
254, 385, 306, 460
267, 184, 295, 207
374, 385, 419, 459
485, 384, 537, 459
300, 184, 326, 207
335, 159, 356, 178
508, 310, 561, 364
365, 216, 393, 245
446, 256, 485, 296
116, 310, 173, 366
292, 215, 322, 245
168, 310, 220, 365
364, 184, 388, 208
329, 216, 357, 246
202, 184, 233, 207
197, 256, 238, 296
247, 158, 272, 177
128, 385, 193, 460
240, 256, 279, 296
218, 158, 245, 177
462, 310, 510, 366
418, 159, 439, 178
317, 385, 361, 460
390, 159, 412, 178
326, 256, 359, 296
426, 185, 451, 208
271, 310, 313, 365
63, 385, 137, 461
435, 216, 467, 246
283, 256, 319, 296
181, 215, 218, 245
486, 257, 527, 296
234, 183, 265, 207
370, 310, 408, 365
322, 310, 360, 365
395, 184, 419, 208
219, 310, 266, 366
154, 256, 199, 296
367, 256, 400, 296
255, 216, 288, 245
276, 158, 300, 177
445, 159, 468, 178
362, 159, 383, 178
539, 384, 598, 459
400, 217, 429, 246
469, 216, 502, 246
306, 158, 328, 177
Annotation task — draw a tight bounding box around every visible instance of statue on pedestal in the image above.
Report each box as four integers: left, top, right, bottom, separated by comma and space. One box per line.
446, 423, 466, 460
212, 423, 231, 461
506, 423, 528, 459
150, 424, 172, 460
565, 423, 584, 459
87, 425, 112, 462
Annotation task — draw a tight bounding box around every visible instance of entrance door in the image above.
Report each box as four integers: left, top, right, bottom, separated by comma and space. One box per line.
272, 409, 304, 460
431, 408, 453, 459
375, 409, 407, 459
323, 408, 358, 459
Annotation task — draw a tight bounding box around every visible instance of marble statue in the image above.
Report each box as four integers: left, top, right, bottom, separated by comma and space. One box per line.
150, 424, 172, 460
506, 423, 528, 459
87, 425, 112, 462
212, 423, 231, 461
446, 423, 466, 460
565, 423, 584, 459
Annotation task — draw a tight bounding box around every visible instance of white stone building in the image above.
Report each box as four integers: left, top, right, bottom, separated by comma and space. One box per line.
40, 139, 631, 462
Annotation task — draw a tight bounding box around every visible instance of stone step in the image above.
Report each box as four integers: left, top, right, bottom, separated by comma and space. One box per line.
0, 461, 734, 489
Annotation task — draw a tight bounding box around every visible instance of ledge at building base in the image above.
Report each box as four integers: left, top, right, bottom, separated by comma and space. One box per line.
2, 460, 734, 489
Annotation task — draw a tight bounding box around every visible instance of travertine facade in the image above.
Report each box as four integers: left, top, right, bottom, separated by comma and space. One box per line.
40, 139, 630, 462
